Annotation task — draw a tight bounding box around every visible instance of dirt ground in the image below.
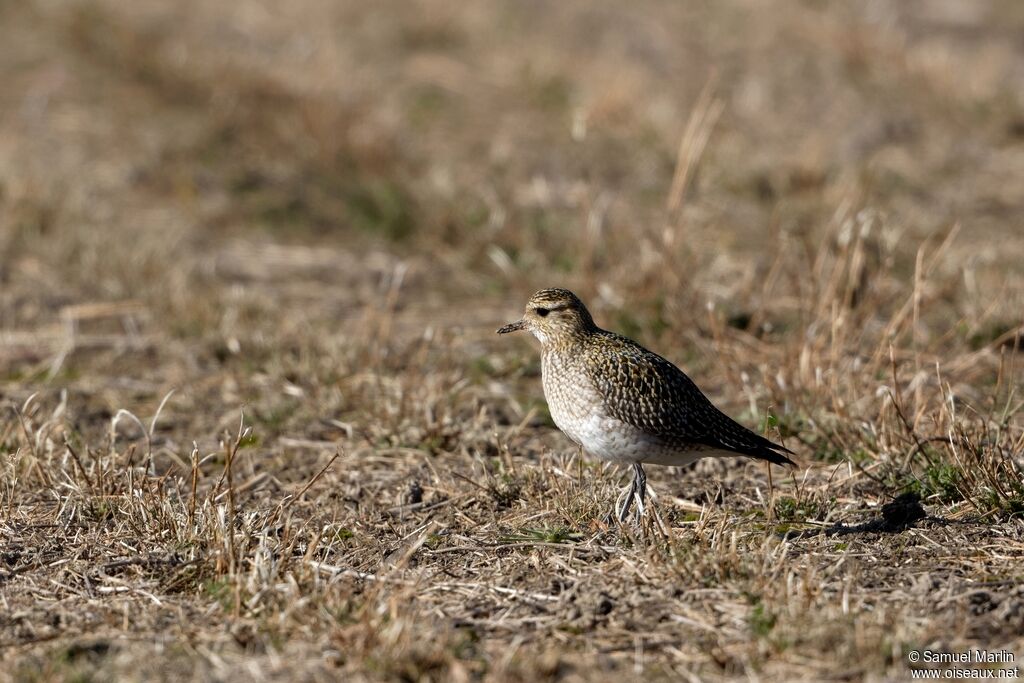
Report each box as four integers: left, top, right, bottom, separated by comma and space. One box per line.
1, 1, 1023, 681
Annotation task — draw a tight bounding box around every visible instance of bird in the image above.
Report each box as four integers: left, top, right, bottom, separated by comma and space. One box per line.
497, 288, 795, 522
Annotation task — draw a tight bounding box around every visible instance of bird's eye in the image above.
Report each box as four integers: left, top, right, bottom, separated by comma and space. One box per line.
535, 307, 550, 317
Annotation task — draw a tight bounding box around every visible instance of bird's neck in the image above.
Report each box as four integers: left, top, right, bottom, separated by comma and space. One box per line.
541, 328, 593, 355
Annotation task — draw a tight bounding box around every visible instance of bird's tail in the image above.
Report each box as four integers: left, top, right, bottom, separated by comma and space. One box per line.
718, 417, 798, 467
753, 444, 797, 468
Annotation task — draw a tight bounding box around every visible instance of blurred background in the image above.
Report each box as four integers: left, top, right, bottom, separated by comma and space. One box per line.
2, 1, 1024, 679
3, 1, 1022, 335
2, 0, 1023, 442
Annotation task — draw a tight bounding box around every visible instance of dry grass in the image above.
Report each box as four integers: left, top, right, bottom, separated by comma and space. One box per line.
2, 1, 1024, 680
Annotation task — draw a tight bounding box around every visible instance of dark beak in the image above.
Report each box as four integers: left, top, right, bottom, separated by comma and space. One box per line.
496, 319, 526, 334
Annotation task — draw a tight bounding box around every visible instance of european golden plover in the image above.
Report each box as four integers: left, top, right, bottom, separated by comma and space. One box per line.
498, 288, 795, 521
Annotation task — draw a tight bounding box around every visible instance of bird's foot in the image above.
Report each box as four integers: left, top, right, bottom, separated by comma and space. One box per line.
610, 486, 652, 527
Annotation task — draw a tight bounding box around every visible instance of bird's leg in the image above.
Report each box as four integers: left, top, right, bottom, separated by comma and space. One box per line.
617, 472, 638, 523
633, 463, 647, 518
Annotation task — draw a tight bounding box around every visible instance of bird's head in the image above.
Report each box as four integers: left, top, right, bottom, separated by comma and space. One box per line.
496, 288, 596, 346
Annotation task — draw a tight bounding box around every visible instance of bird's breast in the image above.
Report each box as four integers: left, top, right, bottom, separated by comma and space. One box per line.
541, 353, 587, 438
541, 350, 630, 460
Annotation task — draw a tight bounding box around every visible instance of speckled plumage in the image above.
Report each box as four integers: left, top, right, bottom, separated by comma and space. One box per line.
498, 288, 795, 520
